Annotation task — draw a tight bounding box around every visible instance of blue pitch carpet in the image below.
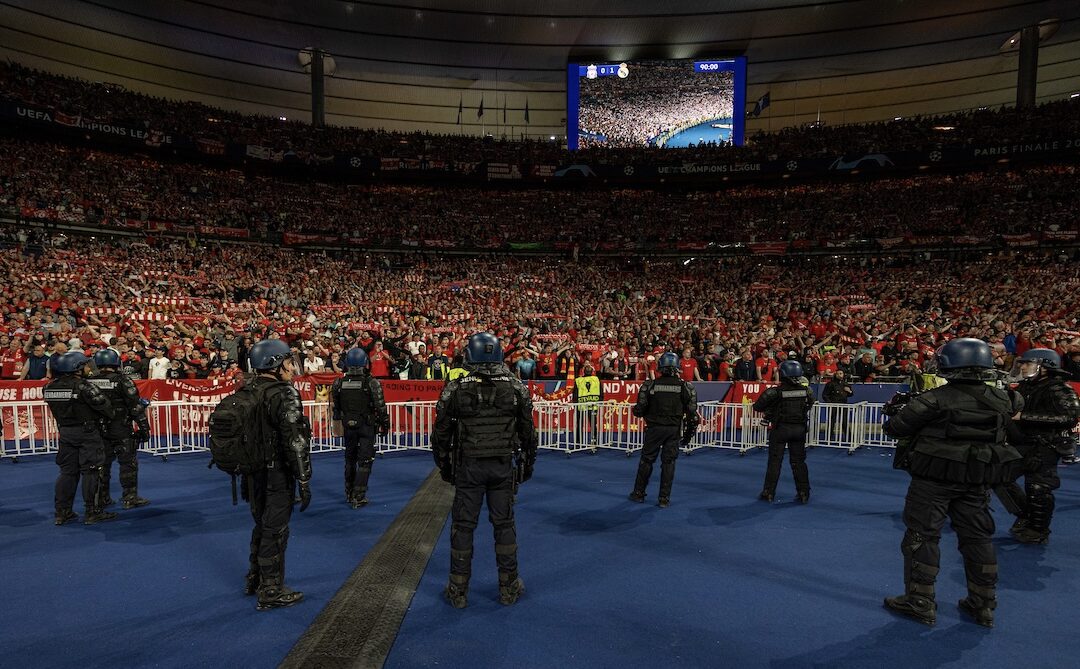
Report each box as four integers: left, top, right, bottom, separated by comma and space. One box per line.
0, 450, 434, 669
388, 447, 1080, 669
2, 447, 1078, 668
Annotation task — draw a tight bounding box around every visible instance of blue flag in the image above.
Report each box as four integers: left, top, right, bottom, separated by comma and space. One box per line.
752, 92, 771, 117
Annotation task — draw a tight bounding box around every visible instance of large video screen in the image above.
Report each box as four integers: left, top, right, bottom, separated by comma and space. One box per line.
567, 57, 746, 151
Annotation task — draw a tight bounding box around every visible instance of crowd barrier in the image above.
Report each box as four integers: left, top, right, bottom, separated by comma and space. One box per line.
1, 399, 898, 461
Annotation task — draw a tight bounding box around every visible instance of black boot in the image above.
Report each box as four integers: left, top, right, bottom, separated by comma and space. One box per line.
351, 487, 369, 509
797, 490, 810, 504
657, 497, 670, 508
884, 584, 936, 626
1012, 526, 1050, 544
498, 572, 525, 606
958, 591, 996, 628
84, 507, 118, 525
628, 490, 645, 503
1009, 517, 1028, 535
256, 578, 304, 611
102, 496, 116, 508
121, 490, 151, 509
759, 490, 775, 502
54, 506, 77, 526
445, 574, 469, 609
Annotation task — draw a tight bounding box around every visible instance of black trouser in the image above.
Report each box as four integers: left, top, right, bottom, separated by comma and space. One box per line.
101, 420, 139, 498
633, 424, 680, 500
450, 456, 517, 581
763, 423, 810, 495
54, 426, 106, 513
901, 477, 997, 600
343, 421, 376, 494
996, 444, 1060, 532
248, 466, 295, 587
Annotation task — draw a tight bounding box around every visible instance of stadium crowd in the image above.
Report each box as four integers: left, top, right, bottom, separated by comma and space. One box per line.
577, 61, 735, 148
4, 61, 1080, 164
1, 227, 1078, 385
1, 136, 1077, 247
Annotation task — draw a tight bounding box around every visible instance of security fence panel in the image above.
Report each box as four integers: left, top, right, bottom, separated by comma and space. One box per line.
3, 398, 904, 462
859, 403, 897, 450
0, 402, 57, 458
383, 401, 437, 453
597, 402, 645, 455
809, 402, 866, 452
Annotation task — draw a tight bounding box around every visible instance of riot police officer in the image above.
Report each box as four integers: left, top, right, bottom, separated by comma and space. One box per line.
754, 360, 815, 503
883, 338, 1023, 628
1001, 348, 1080, 544
88, 349, 151, 509
628, 352, 698, 507
43, 350, 117, 525
431, 333, 537, 609
330, 347, 390, 508
244, 339, 313, 611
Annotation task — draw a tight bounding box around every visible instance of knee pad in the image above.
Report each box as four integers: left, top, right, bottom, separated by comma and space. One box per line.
1028, 482, 1053, 497
902, 529, 936, 553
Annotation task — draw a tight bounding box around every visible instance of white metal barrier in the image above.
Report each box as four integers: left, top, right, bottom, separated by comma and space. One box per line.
0, 402, 58, 458
2, 398, 900, 461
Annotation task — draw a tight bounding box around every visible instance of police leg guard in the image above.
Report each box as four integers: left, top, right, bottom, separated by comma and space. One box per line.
444, 573, 469, 609
84, 465, 118, 524
958, 581, 997, 628
450, 546, 473, 582
119, 441, 144, 507
351, 461, 373, 508
632, 461, 654, 499
54, 505, 77, 526
498, 572, 525, 606
100, 453, 115, 507
790, 458, 811, 500
658, 455, 677, 505
889, 529, 938, 624
245, 537, 261, 596
1015, 483, 1054, 543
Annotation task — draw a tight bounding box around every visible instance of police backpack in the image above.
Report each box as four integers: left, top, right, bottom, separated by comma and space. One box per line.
208, 382, 281, 502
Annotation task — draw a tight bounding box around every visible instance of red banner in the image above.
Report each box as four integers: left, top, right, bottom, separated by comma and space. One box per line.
283, 232, 342, 246
197, 225, 249, 239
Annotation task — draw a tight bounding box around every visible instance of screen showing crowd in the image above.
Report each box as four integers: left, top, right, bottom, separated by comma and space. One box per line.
574, 58, 740, 150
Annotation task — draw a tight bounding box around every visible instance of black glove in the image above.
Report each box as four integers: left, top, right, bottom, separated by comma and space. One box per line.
298, 480, 312, 512
1023, 453, 1043, 473
520, 451, 536, 483
134, 428, 150, 444
434, 451, 453, 483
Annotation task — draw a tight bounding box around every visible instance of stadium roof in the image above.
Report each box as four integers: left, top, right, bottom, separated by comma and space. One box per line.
2, 0, 1079, 134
